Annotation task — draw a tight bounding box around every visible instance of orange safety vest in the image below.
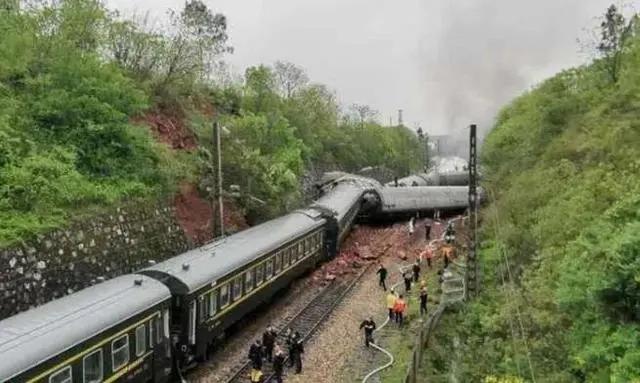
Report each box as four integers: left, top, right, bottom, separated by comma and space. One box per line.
386, 293, 397, 309
393, 299, 407, 313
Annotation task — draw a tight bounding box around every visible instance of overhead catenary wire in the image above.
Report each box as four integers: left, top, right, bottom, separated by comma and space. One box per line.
488, 186, 537, 383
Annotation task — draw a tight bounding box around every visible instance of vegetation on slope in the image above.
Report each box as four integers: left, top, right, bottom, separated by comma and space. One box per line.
427, 6, 640, 382
0, 0, 422, 245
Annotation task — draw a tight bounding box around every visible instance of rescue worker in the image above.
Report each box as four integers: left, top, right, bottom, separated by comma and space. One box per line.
394, 294, 407, 326
419, 286, 428, 316
359, 316, 377, 347
248, 339, 263, 382
386, 289, 397, 321
291, 331, 304, 374
403, 270, 412, 292
285, 328, 295, 367
412, 260, 421, 283
420, 246, 433, 268
424, 221, 431, 240
445, 222, 455, 244
376, 263, 388, 291
262, 325, 277, 362
443, 246, 452, 268
272, 343, 286, 383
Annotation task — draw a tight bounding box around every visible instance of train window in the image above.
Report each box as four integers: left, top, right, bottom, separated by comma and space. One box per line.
266, 259, 273, 279
299, 242, 304, 256
233, 277, 242, 300
208, 291, 217, 316
220, 284, 230, 307
256, 264, 264, 285
136, 325, 146, 356
274, 253, 281, 273
245, 270, 254, 292
49, 366, 72, 383
112, 335, 129, 372
83, 349, 103, 383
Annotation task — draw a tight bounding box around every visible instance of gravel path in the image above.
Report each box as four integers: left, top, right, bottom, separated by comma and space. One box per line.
283, 263, 397, 383
286, 218, 448, 383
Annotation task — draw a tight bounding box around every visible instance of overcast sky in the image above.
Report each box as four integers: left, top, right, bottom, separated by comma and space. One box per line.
106, 0, 628, 139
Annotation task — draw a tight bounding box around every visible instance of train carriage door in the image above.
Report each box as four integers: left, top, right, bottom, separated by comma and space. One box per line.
152, 310, 172, 383
188, 300, 196, 345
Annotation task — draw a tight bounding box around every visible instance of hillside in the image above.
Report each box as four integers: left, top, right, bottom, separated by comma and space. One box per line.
0, 1, 422, 246
428, 9, 640, 383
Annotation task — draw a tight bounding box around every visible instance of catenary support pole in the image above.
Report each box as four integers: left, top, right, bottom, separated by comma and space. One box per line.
216, 121, 224, 237
467, 124, 479, 297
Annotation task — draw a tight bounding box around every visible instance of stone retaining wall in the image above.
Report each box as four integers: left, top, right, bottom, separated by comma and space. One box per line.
0, 203, 191, 319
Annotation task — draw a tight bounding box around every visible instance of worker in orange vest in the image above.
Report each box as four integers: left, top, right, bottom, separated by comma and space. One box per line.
442, 246, 453, 268
386, 289, 397, 321
393, 294, 407, 326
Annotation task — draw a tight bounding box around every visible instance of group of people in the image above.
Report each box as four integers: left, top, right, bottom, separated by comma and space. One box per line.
376, 257, 424, 293
385, 289, 408, 325
248, 326, 304, 383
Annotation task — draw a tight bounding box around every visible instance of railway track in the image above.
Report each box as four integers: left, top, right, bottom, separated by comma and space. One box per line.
223, 265, 371, 383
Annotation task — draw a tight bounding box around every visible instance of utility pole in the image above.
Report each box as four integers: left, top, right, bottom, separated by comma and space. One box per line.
467, 124, 479, 297
212, 120, 225, 238
398, 109, 403, 126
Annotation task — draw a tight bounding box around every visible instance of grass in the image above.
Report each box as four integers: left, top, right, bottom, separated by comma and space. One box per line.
379, 262, 444, 382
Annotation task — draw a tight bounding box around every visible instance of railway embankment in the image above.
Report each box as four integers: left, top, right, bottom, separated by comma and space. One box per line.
0, 191, 247, 320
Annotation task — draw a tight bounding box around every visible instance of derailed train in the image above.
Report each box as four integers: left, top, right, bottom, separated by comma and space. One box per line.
0, 178, 470, 383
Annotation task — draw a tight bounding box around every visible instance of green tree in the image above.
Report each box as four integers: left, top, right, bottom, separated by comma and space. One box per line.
597, 4, 636, 83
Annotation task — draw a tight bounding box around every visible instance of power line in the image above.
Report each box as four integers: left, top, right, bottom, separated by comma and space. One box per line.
489, 186, 537, 383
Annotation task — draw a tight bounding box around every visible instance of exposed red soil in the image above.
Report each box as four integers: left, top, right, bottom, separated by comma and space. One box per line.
136, 110, 198, 150
310, 218, 455, 285
173, 183, 249, 245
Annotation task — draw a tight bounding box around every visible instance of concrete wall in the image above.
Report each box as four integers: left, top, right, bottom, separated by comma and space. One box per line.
0, 203, 191, 320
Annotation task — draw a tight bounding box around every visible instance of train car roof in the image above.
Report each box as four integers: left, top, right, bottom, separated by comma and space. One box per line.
139, 211, 326, 294
385, 173, 432, 187
311, 183, 365, 222
378, 186, 469, 213
0, 275, 171, 381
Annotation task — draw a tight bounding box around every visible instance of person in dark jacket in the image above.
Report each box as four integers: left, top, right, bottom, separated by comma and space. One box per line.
412, 261, 421, 283
419, 287, 428, 316
359, 317, 377, 347
262, 325, 277, 362
285, 328, 295, 367
272, 343, 286, 383
376, 263, 388, 291
249, 339, 263, 369
424, 222, 431, 240
248, 339, 263, 382
403, 270, 412, 292
290, 331, 304, 374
